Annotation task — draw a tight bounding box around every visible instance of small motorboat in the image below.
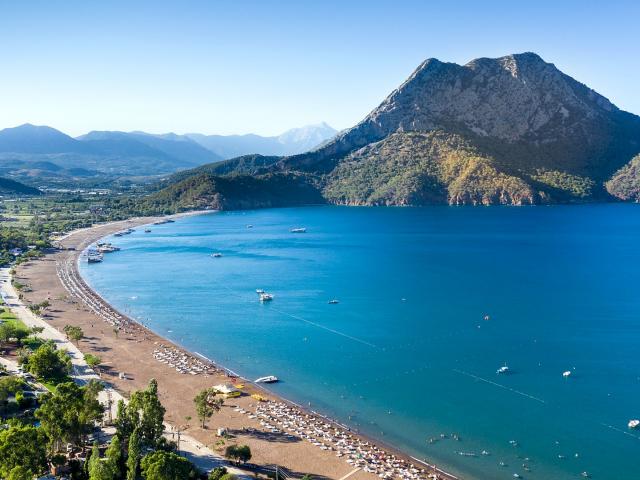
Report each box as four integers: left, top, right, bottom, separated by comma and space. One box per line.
212, 253, 223, 258
628, 419, 640, 429
96, 243, 120, 253
562, 370, 572, 378
255, 375, 278, 383
87, 255, 103, 263
256, 289, 265, 294
259, 293, 274, 302
290, 227, 306, 233
497, 364, 510, 374
328, 299, 339, 304
144, 229, 151, 233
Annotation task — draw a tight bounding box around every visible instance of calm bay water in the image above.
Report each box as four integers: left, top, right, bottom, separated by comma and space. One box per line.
80, 205, 640, 480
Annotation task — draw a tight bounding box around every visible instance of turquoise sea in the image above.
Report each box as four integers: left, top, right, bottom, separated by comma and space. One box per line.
80, 205, 640, 480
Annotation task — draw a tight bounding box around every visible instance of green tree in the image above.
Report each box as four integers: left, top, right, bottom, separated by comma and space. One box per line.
35, 380, 104, 452
25, 342, 71, 381
64, 324, 84, 344
235, 445, 251, 464
127, 428, 142, 480
128, 379, 166, 447
0, 425, 48, 478
89, 441, 115, 480
105, 435, 123, 478
0, 323, 29, 346
140, 450, 198, 480
30, 325, 44, 336
115, 399, 135, 442
7, 465, 33, 480
219, 474, 237, 480
0, 376, 25, 414
85, 353, 102, 373
224, 445, 251, 465
208, 467, 227, 480
193, 388, 223, 429
12, 326, 30, 346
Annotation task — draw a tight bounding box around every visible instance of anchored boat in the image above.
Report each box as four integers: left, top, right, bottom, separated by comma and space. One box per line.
259, 293, 274, 302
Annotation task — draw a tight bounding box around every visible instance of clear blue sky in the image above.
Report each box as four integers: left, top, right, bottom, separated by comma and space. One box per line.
0, 0, 637, 136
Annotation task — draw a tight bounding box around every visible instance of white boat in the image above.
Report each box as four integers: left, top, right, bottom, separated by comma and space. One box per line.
86, 250, 104, 263
628, 419, 640, 429
259, 293, 274, 302
255, 375, 278, 383
97, 243, 120, 253
212, 253, 223, 258
290, 227, 306, 233
562, 370, 572, 378
256, 289, 265, 294
328, 299, 339, 304
497, 364, 510, 374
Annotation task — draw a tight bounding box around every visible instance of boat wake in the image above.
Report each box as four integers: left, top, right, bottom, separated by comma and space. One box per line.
269, 305, 378, 349
601, 423, 640, 440
213, 280, 378, 349
452, 369, 546, 404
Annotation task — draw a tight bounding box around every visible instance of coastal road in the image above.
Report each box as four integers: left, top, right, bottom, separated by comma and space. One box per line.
0, 267, 251, 479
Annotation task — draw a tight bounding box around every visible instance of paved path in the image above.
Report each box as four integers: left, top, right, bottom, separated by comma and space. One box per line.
0, 267, 249, 478
338, 468, 361, 480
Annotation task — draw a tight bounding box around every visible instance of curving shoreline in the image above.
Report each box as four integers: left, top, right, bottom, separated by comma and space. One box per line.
16, 213, 463, 480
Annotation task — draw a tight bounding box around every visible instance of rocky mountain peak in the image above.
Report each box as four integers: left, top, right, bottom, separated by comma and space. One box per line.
283, 52, 628, 175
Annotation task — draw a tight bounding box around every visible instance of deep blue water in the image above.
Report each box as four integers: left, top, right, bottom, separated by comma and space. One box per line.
80, 206, 640, 480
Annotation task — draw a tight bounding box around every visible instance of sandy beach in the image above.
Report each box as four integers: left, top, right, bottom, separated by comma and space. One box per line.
13, 215, 458, 480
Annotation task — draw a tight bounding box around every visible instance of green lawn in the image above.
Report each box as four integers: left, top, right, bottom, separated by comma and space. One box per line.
0, 307, 27, 328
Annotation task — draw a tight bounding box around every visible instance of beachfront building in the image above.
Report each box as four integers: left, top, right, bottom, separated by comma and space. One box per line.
213, 383, 241, 398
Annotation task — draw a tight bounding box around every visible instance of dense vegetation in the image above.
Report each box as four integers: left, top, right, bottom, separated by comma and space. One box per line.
0, 178, 41, 196
114, 172, 324, 213
0, 228, 48, 267
1, 348, 204, 480
0, 195, 129, 266
606, 154, 640, 202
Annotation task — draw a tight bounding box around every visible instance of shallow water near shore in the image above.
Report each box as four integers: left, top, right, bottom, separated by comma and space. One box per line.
80, 205, 640, 480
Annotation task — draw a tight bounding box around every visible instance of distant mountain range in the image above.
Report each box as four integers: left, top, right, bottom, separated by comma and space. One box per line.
186, 122, 337, 159
149, 52, 640, 211
0, 123, 337, 181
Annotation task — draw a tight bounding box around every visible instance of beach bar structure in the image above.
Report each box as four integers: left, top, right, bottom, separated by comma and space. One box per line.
213, 383, 241, 398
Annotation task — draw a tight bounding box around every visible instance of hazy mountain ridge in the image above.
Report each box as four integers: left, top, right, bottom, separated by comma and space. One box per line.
186, 122, 337, 158
157, 52, 640, 209
0, 123, 335, 182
